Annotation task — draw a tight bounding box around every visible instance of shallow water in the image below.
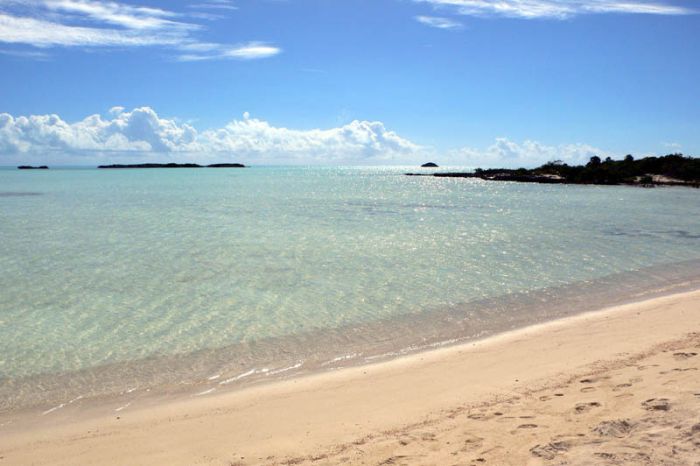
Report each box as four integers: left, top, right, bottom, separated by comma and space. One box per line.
1, 166, 699, 412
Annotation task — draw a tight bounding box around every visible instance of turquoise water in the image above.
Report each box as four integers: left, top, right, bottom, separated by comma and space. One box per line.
1, 166, 700, 412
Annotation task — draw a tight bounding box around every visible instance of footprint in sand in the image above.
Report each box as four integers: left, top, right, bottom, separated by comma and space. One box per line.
517, 423, 539, 429
574, 402, 601, 413
459, 434, 484, 452
673, 352, 698, 360
379, 455, 408, 465
612, 383, 632, 391
580, 386, 596, 393
637, 364, 660, 371
530, 441, 570, 460
642, 398, 671, 411
592, 419, 635, 437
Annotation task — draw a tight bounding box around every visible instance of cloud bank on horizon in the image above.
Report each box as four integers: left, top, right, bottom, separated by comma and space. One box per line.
0, 0, 280, 61
0, 107, 614, 167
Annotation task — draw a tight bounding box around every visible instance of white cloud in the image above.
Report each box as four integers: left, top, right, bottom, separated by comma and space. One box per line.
44, 0, 182, 30
447, 138, 610, 167
0, 107, 629, 166
663, 141, 682, 150
0, 48, 50, 59
0, 12, 183, 47
177, 41, 281, 61
0, 0, 279, 61
415, 0, 694, 19
0, 107, 422, 164
188, 1, 238, 11
223, 42, 280, 59
416, 15, 463, 29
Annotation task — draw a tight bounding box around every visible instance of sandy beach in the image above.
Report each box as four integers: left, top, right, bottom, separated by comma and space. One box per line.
2, 289, 699, 466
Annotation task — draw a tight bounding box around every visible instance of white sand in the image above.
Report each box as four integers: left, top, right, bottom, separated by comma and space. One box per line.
1, 289, 699, 465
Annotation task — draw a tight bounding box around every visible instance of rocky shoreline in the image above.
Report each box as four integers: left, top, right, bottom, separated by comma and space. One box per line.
408, 154, 700, 188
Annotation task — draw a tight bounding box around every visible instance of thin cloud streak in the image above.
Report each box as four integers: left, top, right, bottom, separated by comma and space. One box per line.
415, 0, 694, 19
44, 0, 183, 30
0, 13, 184, 47
177, 42, 281, 61
0, 0, 279, 61
415, 15, 463, 29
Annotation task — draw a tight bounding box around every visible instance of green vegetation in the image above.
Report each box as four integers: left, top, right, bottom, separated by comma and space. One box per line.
536, 153, 699, 184
471, 154, 700, 186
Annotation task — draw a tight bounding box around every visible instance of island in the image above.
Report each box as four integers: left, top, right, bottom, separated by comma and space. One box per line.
206, 163, 246, 168
17, 165, 49, 170
407, 154, 700, 187
421, 162, 439, 168
98, 163, 246, 169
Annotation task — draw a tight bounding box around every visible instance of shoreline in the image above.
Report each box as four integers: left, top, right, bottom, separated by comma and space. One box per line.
2, 288, 700, 465
3, 260, 700, 417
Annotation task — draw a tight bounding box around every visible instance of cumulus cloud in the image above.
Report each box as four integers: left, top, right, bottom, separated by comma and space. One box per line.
447, 138, 610, 167
415, 0, 694, 19
0, 107, 422, 164
0, 107, 625, 166
0, 0, 280, 61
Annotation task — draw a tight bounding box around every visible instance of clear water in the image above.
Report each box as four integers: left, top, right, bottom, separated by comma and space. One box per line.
1, 166, 699, 412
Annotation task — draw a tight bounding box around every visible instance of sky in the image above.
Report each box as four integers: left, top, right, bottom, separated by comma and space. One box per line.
0, 0, 698, 166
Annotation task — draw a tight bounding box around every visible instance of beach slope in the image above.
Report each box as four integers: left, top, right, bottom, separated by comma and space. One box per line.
2, 290, 699, 465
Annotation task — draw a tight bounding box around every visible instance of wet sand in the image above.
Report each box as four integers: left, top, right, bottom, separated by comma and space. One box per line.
1, 289, 699, 465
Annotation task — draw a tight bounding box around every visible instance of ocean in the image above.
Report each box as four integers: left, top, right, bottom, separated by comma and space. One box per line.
1, 166, 699, 415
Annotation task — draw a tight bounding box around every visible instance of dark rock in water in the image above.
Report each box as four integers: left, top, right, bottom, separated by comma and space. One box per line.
207, 163, 246, 168
421, 162, 439, 168
17, 165, 48, 170
98, 163, 202, 169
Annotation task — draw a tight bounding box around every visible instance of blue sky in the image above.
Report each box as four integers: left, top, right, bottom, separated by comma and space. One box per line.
0, 0, 698, 166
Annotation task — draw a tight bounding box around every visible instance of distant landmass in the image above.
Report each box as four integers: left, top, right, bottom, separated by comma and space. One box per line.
407, 154, 700, 188
98, 163, 245, 169
17, 165, 49, 170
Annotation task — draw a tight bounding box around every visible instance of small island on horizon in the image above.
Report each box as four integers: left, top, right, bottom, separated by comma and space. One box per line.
410, 153, 700, 188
